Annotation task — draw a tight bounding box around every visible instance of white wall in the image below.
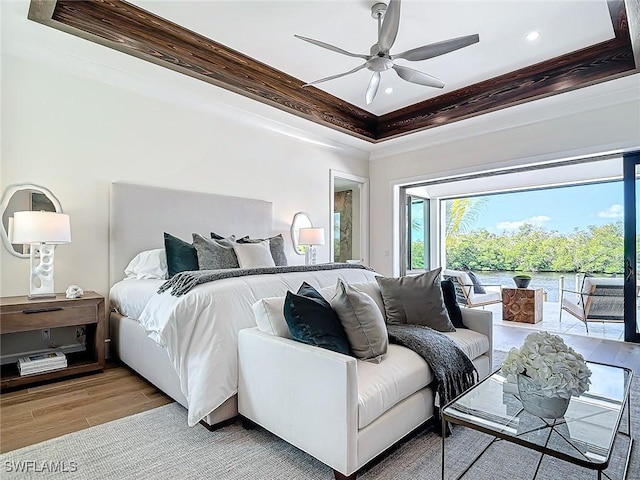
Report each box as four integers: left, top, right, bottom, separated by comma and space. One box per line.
369, 78, 640, 275
0, 53, 369, 297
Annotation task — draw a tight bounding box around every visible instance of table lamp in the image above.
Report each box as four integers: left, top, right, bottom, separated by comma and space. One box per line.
10, 211, 71, 299
298, 227, 324, 266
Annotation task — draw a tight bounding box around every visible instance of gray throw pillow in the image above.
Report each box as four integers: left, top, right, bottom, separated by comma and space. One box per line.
192, 233, 239, 269
237, 234, 288, 266
375, 268, 455, 332
330, 279, 388, 363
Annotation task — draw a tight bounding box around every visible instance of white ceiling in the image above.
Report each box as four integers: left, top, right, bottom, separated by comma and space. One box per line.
134, 0, 615, 115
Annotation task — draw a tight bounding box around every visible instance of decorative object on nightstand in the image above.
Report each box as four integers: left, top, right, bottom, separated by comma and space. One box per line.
298, 227, 325, 265
10, 211, 71, 299
65, 284, 84, 299
0, 292, 105, 390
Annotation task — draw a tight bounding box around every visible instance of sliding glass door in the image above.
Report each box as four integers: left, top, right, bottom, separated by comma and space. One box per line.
623, 151, 640, 343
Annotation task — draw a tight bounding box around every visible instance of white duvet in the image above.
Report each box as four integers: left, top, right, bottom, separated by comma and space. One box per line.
138, 267, 379, 426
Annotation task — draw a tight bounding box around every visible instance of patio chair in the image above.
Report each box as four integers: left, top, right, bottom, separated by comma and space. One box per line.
559, 277, 623, 333
443, 269, 502, 308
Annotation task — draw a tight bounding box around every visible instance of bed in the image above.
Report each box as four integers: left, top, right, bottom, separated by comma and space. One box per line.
108, 183, 378, 429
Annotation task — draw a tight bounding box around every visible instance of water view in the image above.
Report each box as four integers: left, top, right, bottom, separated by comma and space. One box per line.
472, 271, 583, 303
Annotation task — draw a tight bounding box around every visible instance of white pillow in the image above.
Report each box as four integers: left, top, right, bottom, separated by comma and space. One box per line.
124, 249, 168, 280
233, 240, 276, 269
252, 297, 291, 338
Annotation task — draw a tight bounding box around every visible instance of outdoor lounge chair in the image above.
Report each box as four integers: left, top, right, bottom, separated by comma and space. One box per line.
443, 269, 502, 308
559, 277, 623, 333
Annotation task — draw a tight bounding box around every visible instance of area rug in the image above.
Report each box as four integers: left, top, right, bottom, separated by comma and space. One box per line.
1, 352, 637, 480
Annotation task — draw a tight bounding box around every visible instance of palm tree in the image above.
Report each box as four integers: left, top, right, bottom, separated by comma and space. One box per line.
445, 197, 488, 238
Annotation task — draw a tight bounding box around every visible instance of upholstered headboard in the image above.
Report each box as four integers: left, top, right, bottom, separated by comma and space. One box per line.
109, 183, 273, 287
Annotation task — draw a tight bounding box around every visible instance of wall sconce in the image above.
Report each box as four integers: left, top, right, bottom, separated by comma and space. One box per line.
298, 227, 325, 266
10, 211, 71, 299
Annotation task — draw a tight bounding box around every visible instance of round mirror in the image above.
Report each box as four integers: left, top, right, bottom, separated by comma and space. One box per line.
290, 211, 313, 255
1, 184, 62, 258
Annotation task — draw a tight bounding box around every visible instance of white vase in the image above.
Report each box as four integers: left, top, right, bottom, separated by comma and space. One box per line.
517, 374, 570, 419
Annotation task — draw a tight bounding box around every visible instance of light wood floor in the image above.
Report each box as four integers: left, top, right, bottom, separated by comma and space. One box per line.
1, 328, 639, 454
0, 362, 173, 453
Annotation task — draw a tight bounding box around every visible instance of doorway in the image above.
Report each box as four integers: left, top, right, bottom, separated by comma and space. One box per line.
397, 152, 637, 343
330, 170, 369, 265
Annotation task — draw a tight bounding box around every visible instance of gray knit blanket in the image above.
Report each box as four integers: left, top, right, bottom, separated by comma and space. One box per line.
157, 263, 374, 296
387, 324, 477, 434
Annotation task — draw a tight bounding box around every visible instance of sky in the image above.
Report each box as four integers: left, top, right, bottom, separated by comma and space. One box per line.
458, 180, 623, 234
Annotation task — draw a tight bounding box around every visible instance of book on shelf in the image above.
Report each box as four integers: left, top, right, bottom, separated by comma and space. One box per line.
17, 351, 67, 375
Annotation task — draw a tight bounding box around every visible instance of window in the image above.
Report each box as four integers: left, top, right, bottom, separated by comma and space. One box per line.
406, 194, 429, 272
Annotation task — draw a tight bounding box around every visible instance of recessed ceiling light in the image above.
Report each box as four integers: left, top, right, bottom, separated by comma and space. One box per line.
384, 87, 393, 94
526, 31, 540, 42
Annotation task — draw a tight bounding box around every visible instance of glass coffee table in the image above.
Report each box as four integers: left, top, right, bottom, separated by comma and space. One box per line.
441, 362, 633, 480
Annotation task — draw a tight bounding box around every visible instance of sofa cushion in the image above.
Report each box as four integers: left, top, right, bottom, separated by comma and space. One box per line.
469, 291, 501, 305
442, 329, 490, 362
253, 281, 383, 340
356, 329, 490, 429
443, 269, 473, 299
284, 283, 351, 355
330, 279, 388, 363
441, 279, 465, 329
357, 344, 431, 429
466, 270, 486, 294
561, 296, 585, 319
252, 296, 290, 338
346, 281, 386, 316
376, 269, 455, 332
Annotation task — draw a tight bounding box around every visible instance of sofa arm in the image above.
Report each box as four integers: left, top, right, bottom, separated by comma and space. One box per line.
238, 328, 359, 476
461, 308, 493, 369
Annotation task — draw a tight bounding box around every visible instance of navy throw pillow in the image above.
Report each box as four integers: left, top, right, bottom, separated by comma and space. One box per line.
164, 232, 199, 277
441, 279, 466, 329
466, 271, 486, 294
283, 282, 351, 355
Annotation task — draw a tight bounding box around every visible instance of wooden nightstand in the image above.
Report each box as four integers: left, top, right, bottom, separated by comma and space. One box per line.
0, 291, 105, 390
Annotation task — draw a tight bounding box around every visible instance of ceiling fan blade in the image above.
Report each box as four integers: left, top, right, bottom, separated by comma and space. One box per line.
393, 65, 445, 88
294, 35, 369, 59
302, 64, 367, 87
393, 34, 480, 62
378, 0, 401, 54
365, 72, 381, 105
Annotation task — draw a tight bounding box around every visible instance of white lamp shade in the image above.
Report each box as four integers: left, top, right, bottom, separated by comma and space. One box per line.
11, 211, 71, 244
298, 227, 325, 246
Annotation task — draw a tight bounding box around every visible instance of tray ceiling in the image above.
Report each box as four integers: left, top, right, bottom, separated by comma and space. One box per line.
27, 0, 639, 143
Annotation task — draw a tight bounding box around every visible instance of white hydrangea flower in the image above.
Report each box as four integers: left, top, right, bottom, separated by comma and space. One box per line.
500, 331, 592, 399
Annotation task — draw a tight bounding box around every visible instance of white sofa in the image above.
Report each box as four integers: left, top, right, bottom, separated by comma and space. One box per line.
238, 281, 493, 480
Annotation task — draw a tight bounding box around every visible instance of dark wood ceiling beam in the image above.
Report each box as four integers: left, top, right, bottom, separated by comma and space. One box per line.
28, 0, 377, 141
376, 0, 637, 140
27, 0, 638, 144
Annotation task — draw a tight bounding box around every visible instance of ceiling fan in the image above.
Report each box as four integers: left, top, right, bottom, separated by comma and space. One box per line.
295, 0, 479, 105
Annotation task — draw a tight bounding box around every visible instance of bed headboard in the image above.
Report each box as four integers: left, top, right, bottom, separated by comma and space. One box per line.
109, 183, 273, 287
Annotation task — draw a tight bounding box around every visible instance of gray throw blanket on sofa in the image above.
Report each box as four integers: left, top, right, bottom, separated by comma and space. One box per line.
387, 324, 477, 434
157, 263, 374, 296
